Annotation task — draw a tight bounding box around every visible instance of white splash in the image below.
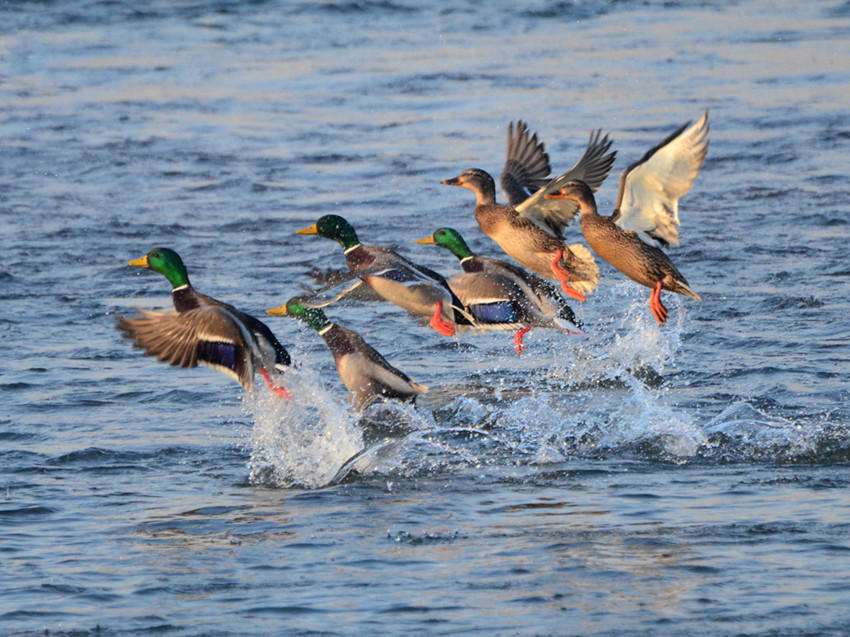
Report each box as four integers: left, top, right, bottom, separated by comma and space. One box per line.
532, 289, 707, 458
241, 364, 363, 489
704, 402, 815, 458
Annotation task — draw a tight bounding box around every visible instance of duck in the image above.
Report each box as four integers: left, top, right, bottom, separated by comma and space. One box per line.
444, 271, 552, 355
543, 111, 709, 325
441, 122, 617, 302
295, 214, 474, 337
417, 228, 582, 354
266, 299, 427, 410
116, 247, 291, 397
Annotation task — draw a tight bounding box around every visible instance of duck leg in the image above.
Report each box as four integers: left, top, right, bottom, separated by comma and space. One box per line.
649, 282, 669, 325
430, 300, 456, 337
513, 326, 532, 356
261, 367, 293, 399
550, 249, 586, 302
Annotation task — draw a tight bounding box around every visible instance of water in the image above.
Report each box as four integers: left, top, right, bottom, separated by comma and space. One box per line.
2, 0, 850, 634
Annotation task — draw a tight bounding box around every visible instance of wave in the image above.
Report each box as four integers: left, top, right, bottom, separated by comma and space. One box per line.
239, 293, 847, 488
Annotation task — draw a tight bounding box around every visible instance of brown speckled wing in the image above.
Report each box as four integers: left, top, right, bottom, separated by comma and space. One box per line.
501, 120, 551, 206
516, 129, 616, 236
116, 307, 254, 391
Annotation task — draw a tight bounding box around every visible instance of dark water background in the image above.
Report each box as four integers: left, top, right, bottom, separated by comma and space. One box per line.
2, 0, 850, 635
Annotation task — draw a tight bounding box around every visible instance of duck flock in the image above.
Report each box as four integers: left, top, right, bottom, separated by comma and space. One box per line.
116, 112, 710, 411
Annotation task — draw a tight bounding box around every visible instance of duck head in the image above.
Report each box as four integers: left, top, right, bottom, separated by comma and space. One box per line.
543, 179, 594, 203
128, 247, 190, 289
416, 227, 474, 260
295, 214, 360, 250
266, 298, 331, 332
441, 168, 496, 205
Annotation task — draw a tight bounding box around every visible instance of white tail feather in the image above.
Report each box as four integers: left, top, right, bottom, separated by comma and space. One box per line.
566, 243, 600, 295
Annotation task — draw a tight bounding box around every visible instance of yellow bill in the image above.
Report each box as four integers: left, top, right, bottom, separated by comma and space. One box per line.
128, 255, 149, 268
265, 304, 289, 316
295, 223, 319, 235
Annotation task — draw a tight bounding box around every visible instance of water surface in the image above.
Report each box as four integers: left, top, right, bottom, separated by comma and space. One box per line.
2, 0, 850, 635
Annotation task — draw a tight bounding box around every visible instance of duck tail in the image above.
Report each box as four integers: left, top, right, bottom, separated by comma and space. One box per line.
565, 243, 600, 296
676, 281, 702, 301
554, 301, 584, 333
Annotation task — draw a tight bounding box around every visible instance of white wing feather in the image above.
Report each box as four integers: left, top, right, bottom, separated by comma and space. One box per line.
614, 110, 709, 247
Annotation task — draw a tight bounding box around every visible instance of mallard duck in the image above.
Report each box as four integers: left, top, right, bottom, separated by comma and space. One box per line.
116, 247, 291, 397
295, 214, 474, 337
544, 111, 709, 325
417, 228, 582, 354
441, 123, 617, 302
266, 299, 427, 410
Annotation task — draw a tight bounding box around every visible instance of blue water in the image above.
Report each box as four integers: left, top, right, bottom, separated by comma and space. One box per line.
2, 0, 850, 635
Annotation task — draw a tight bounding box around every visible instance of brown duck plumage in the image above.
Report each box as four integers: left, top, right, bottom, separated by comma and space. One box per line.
545, 112, 709, 324
442, 125, 616, 302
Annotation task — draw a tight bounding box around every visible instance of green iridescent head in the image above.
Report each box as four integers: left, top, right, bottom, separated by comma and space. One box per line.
415, 227, 474, 260
128, 247, 190, 289
266, 298, 331, 333
295, 214, 360, 250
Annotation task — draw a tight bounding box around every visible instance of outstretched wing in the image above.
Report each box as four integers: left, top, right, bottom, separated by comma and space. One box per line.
500, 120, 551, 206
116, 307, 255, 390
515, 129, 616, 237
613, 110, 709, 248
300, 277, 366, 308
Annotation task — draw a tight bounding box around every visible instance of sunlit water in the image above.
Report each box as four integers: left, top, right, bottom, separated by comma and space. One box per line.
2, 1, 850, 635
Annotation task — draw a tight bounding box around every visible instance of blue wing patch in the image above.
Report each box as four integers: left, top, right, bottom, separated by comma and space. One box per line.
199, 340, 240, 372
470, 302, 518, 324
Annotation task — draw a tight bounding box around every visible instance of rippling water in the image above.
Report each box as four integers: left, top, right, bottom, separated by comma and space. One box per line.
2, 0, 850, 635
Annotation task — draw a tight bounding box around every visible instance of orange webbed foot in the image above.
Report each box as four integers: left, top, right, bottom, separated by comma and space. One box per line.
550, 249, 586, 302
261, 367, 293, 399
560, 280, 586, 302
513, 326, 532, 356
649, 282, 669, 325
430, 301, 456, 337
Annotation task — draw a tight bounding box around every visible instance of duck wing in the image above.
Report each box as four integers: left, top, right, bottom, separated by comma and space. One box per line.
612, 110, 709, 248
369, 250, 471, 309
116, 307, 255, 390
209, 297, 291, 370
300, 277, 366, 308
235, 311, 291, 370
515, 129, 616, 237
327, 252, 477, 325
501, 120, 551, 206
364, 262, 476, 325
448, 272, 528, 329
369, 247, 451, 285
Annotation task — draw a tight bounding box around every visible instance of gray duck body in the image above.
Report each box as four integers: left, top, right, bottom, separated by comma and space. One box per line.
458, 252, 581, 331
320, 322, 427, 410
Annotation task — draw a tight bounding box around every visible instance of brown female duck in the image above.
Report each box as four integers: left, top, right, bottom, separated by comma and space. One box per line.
544, 111, 709, 324
441, 122, 616, 302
